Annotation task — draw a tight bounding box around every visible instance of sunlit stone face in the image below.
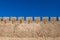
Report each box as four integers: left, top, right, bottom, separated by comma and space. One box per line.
0, 17, 3, 22
3, 17, 9, 24
11, 17, 16, 24
34, 17, 40, 23
50, 17, 56, 24
42, 17, 48, 24
18, 17, 24, 23
26, 17, 32, 24
58, 17, 60, 22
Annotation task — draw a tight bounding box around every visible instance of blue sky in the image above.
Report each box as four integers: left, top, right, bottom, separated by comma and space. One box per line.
0, 0, 60, 18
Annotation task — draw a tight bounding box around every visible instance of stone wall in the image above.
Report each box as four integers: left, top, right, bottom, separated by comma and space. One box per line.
0, 17, 60, 38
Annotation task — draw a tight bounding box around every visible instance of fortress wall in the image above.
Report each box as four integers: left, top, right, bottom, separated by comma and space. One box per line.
0, 16, 59, 23
0, 17, 60, 37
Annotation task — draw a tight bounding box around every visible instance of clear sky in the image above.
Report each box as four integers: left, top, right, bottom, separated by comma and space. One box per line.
0, 0, 60, 18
